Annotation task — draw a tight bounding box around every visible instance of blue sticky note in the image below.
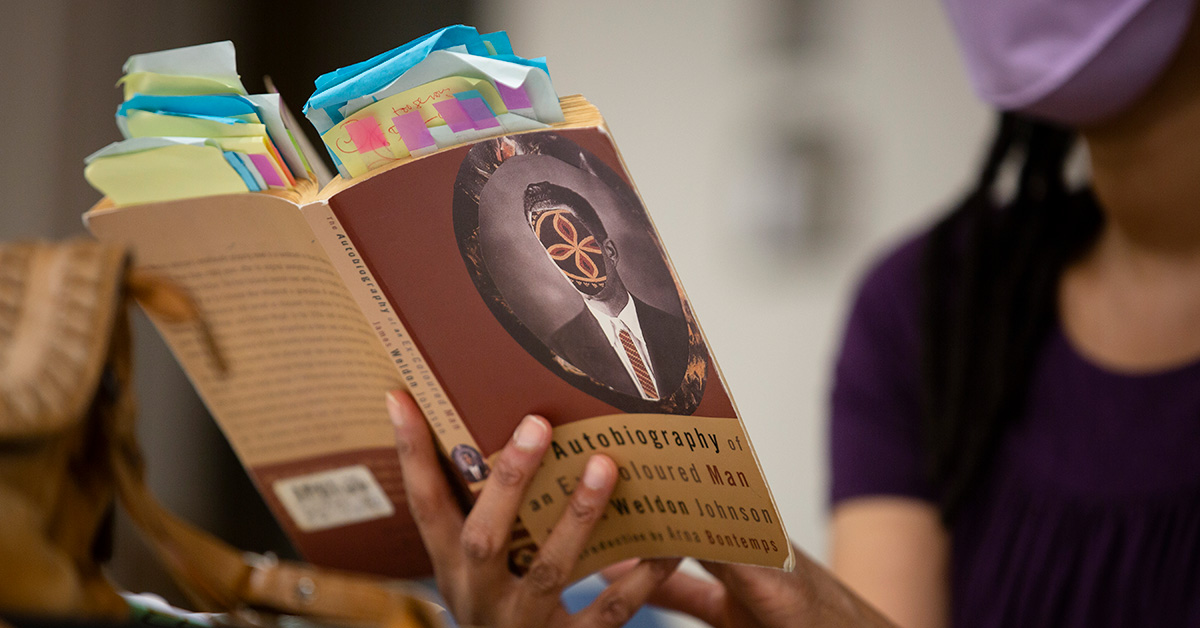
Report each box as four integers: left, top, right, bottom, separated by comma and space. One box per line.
308, 25, 487, 108
223, 151, 262, 191
119, 93, 258, 119
480, 31, 514, 56
151, 111, 250, 125
303, 25, 551, 128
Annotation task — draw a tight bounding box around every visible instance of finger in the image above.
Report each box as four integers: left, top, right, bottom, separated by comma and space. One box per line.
388, 390, 464, 568
701, 560, 807, 625
515, 455, 617, 619
578, 558, 683, 627
458, 414, 551, 572
598, 558, 639, 582
602, 558, 728, 623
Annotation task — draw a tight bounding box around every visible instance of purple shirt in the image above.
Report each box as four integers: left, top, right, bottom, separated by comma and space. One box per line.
830, 234, 1200, 627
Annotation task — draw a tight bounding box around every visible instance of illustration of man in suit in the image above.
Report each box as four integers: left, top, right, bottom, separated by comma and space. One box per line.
523, 180, 689, 400
450, 444, 489, 482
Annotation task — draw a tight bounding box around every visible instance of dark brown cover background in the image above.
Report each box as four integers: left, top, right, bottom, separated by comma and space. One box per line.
250, 448, 433, 576
328, 127, 737, 456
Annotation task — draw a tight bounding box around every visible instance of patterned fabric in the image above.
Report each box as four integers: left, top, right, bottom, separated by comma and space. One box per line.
618, 327, 657, 399
530, 208, 607, 295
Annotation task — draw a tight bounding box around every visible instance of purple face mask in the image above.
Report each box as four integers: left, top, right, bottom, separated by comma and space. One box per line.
943, 0, 1195, 125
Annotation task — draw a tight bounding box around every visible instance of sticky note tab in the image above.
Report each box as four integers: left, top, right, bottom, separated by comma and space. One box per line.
223, 151, 262, 191
232, 152, 267, 190
85, 137, 210, 163
345, 117, 387, 153
496, 83, 533, 110
391, 112, 436, 151
125, 110, 266, 139
454, 90, 495, 115
118, 72, 247, 100
124, 41, 239, 79
433, 99, 475, 133
459, 97, 500, 129
248, 153, 287, 187
480, 31, 515, 56
83, 144, 248, 206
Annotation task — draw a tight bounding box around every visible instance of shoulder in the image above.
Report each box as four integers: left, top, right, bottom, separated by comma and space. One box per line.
830, 228, 937, 504
549, 309, 593, 345
841, 229, 930, 367
631, 295, 684, 326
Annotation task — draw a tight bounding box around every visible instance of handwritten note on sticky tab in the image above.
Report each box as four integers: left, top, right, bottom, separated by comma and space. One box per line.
459, 97, 501, 129
346, 118, 388, 153
392, 112, 436, 151
433, 99, 474, 132
318, 76, 514, 178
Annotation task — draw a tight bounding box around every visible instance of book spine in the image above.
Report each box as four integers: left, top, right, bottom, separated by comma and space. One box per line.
300, 201, 486, 485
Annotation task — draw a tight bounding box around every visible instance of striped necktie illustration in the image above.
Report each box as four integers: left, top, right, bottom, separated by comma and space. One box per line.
618, 327, 658, 399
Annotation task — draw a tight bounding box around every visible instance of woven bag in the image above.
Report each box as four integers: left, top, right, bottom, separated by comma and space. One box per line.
0, 239, 439, 627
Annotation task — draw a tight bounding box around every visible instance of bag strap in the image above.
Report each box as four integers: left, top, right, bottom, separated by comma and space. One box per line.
108, 272, 441, 628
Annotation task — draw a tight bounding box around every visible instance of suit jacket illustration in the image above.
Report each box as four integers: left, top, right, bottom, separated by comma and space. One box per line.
546, 295, 689, 400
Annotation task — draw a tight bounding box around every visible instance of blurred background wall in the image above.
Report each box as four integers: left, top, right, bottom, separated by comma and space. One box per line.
0, 0, 989, 624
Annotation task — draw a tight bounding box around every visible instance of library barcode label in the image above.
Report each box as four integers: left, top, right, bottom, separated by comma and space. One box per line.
273, 465, 394, 532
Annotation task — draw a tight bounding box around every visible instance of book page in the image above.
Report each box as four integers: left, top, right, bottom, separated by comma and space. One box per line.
86, 193, 433, 578
87, 194, 399, 467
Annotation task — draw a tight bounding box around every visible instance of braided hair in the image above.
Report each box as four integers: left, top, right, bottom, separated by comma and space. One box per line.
919, 113, 1104, 522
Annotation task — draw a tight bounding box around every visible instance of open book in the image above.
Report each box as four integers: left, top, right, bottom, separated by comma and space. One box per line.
85, 95, 794, 581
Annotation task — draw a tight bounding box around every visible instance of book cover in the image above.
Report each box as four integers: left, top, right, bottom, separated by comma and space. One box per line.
327, 126, 793, 576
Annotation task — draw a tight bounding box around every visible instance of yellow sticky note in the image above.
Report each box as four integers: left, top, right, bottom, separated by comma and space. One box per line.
84, 144, 248, 205
125, 110, 268, 139
320, 76, 508, 178
119, 72, 247, 99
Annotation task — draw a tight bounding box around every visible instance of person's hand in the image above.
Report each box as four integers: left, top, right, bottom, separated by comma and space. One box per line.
387, 390, 681, 627
603, 551, 897, 628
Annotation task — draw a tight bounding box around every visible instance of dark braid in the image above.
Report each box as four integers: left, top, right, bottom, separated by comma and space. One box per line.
920, 113, 1103, 522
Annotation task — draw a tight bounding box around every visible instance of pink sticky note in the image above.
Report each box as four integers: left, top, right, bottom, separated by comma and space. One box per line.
391, 111, 436, 151
497, 83, 533, 110
459, 98, 501, 130
247, 153, 286, 187
433, 99, 475, 133
346, 117, 388, 153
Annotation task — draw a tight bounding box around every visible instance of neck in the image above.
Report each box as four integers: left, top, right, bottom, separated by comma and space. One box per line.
585, 287, 629, 318
1083, 14, 1200, 258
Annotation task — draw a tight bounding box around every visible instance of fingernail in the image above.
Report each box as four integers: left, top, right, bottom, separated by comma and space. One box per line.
386, 391, 404, 428
513, 415, 548, 451
582, 456, 612, 490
